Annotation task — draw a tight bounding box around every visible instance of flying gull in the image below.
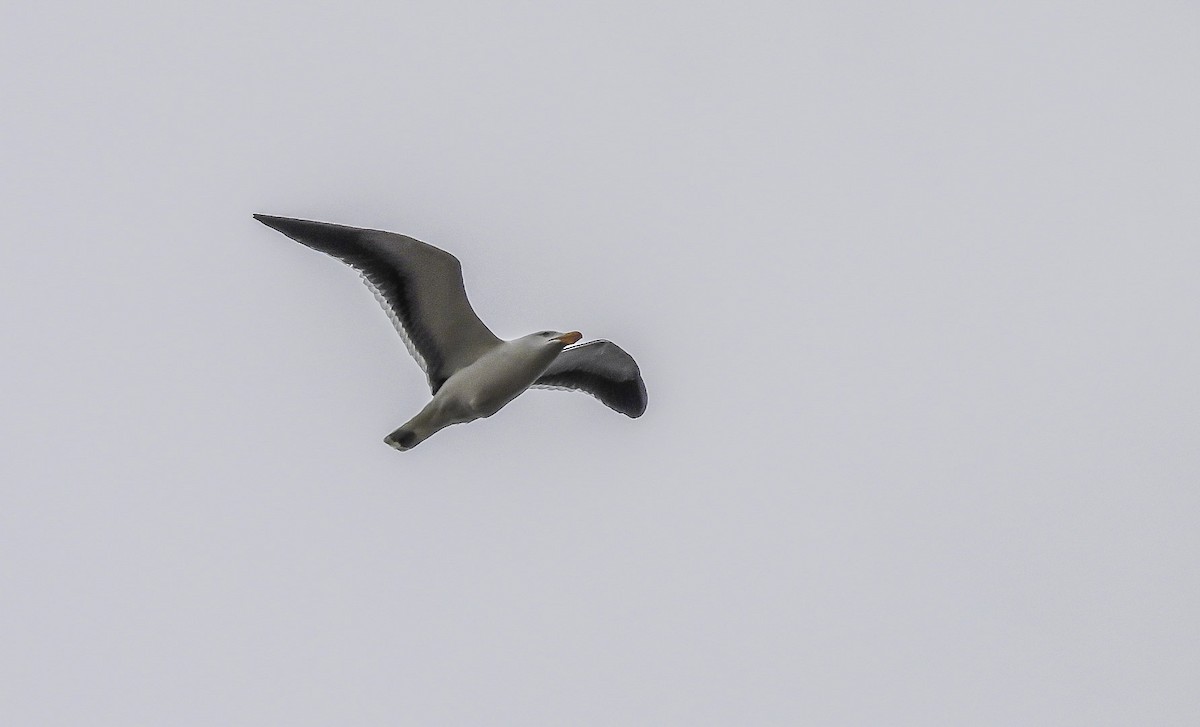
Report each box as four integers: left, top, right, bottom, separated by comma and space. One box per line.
254, 215, 647, 450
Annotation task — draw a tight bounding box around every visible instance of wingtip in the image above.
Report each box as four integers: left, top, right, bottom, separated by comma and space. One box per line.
628, 379, 648, 418
252, 214, 363, 239
252, 214, 353, 245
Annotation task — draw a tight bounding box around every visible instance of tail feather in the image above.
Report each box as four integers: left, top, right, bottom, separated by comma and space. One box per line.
384, 426, 422, 451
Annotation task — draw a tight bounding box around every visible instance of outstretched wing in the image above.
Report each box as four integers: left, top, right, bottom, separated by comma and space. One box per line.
254, 215, 500, 393
533, 340, 647, 417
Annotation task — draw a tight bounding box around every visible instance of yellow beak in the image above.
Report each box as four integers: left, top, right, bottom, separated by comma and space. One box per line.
555, 331, 582, 345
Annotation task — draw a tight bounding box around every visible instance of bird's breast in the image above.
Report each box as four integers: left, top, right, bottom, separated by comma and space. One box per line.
438, 345, 556, 417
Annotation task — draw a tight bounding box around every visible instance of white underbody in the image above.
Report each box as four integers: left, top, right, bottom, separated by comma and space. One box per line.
387, 337, 563, 450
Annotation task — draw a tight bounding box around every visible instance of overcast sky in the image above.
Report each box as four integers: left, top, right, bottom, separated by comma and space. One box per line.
3, 2, 1198, 725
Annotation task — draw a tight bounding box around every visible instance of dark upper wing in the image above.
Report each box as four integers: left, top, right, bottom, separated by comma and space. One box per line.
533, 340, 647, 417
254, 215, 500, 393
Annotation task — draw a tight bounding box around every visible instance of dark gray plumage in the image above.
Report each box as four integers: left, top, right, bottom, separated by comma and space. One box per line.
534, 341, 648, 417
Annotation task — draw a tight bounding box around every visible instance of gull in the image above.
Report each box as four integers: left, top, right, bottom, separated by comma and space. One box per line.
254, 215, 647, 450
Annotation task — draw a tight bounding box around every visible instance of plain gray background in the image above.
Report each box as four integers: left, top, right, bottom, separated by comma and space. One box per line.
3, 2, 1197, 724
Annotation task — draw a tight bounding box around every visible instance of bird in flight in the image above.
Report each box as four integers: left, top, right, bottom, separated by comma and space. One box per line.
254, 215, 647, 450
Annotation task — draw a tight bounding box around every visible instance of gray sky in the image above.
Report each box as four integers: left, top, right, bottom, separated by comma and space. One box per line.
3, 2, 1198, 724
